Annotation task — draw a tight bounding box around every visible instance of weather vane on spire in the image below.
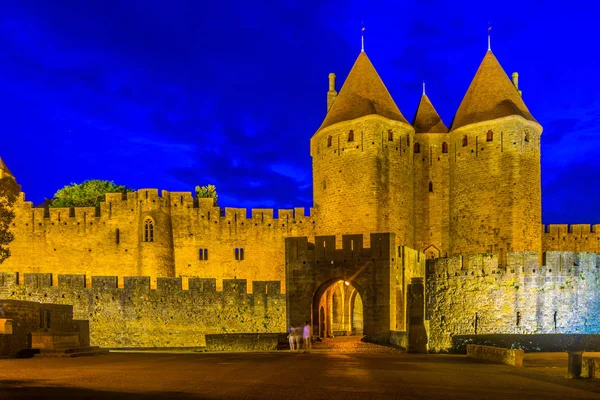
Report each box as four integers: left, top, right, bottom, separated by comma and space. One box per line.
422, 81, 426, 96
361, 23, 365, 52
488, 23, 492, 51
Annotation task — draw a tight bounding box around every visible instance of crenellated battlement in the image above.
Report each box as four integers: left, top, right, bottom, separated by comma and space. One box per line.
0, 271, 286, 349
544, 224, 600, 234
427, 251, 600, 283
14, 189, 315, 227
286, 233, 399, 264
0, 272, 282, 295
542, 224, 600, 253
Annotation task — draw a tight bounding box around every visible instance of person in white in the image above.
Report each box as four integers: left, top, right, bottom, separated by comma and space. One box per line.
287, 326, 300, 351
303, 320, 312, 353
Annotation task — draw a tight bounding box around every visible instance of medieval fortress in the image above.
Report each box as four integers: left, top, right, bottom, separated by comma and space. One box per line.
1, 47, 599, 352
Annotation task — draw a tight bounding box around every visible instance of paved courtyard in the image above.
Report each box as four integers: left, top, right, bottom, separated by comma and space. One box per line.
1, 338, 599, 399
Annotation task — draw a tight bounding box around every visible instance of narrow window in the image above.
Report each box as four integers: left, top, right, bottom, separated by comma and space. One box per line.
327, 136, 332, 147
486, 130, 493, 142
144, 218, 154, 242
553, 311, 557, 330
516, 311, 521, 326
388, 129, 393, 141
199, 249, 204, 260
116, 228, 120, 245
204, 249, 208, 260
428, 181, 433, 192
240, 248, 244, 260
462, 135, 468, 147
235, 248, 240, 260
414, 142, 420, 153
348, 130, 354, 142
524, 130, 530, 142
442, 142, 448, 153
180, 196, 184, 204
406, 136, 410, 146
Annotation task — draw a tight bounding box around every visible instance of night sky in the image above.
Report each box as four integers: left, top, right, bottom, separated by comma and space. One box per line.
1, 1, 599, 224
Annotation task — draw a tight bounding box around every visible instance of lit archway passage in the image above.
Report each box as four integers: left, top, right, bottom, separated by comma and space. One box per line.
314, 280, 364, 338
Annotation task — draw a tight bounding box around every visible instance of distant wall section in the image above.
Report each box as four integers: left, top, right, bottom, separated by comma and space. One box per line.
426, 251, 600, 352
0, 273, 286, 348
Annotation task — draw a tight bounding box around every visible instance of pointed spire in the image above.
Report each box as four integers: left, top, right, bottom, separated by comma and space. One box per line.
413, 91, 448, 134
451, 51, 537, 131
361, 24, 365, 53
318, 52, 408, 131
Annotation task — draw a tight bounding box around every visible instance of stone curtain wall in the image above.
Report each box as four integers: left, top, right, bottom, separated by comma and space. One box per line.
426, 251, 600, 352
4, 190, 317, 289
0, 273, 286, 348
543, 224, 600, 253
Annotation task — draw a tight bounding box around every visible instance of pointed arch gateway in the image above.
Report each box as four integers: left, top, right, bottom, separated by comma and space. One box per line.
285, 233, 414, 344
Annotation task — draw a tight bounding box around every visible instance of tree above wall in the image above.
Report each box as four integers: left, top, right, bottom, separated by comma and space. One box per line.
48, 180, 134, 208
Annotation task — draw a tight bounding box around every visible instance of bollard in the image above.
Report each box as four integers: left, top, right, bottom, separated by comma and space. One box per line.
567, 351, 584, 379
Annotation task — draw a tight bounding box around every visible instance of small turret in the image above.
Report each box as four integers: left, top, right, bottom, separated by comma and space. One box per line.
327, 73, 338, 112
512, 72, 522, 97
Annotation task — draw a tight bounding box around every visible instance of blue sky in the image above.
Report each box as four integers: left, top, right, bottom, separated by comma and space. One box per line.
0, 1, 599, 223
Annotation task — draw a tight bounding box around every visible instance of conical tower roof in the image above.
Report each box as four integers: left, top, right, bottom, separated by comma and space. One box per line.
0, 157, 13, 177
413, 94, 448, 133
319, 52, 408, 131
451, 51, 537, 130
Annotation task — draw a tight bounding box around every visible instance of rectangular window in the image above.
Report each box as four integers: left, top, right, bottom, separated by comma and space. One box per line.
235, 248, 244, 261
199, 248, 208, 261
116, 228, 120, 245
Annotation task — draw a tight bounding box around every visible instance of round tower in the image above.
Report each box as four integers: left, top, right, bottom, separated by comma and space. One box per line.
449, 51, 542, 258
311, 52, 415, 246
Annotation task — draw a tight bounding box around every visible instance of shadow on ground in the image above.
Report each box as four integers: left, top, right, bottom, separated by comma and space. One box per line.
0, 380, 205, 400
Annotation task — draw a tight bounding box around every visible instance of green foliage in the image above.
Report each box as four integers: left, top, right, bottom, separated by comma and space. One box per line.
195, 184, 218, 205
48, 180, 134, 208
0, 177, 20, 264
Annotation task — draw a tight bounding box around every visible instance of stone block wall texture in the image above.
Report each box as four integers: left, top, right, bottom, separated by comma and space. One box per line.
449, 117, 542, 257
543, 224, 600, 253
205, 333, 284, 351
0, 299, 75, 357
466, 344, 524, 367
426, 251, 600, 352
0, 273, 285, 348
310, 116, 415, 248
4, 191, 318, 289
413, 132, 450, 257
285, 234, 425, 342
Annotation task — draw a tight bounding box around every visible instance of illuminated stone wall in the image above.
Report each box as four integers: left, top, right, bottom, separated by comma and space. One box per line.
310, 116, 415, 248
3, 190, 318, 290
449, 117, 543, 257
413, 132, 450, 257
426, 251, 600, 352
0, 273, 285, 348
543, 224, 600, 253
